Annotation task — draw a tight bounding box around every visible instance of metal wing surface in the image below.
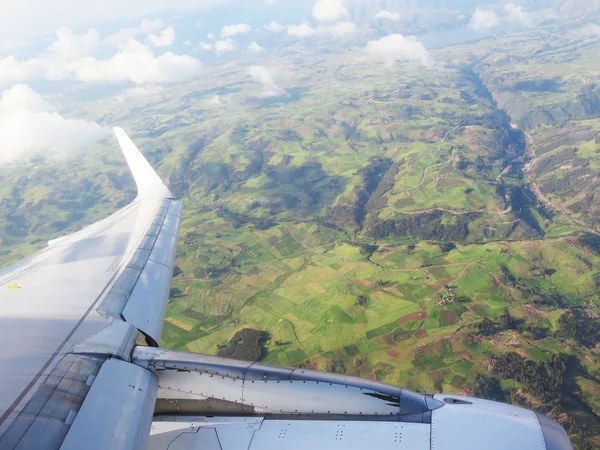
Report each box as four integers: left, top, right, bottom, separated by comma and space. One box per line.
0, 128, 181, 449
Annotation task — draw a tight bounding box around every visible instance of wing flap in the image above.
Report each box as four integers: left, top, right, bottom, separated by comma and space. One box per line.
0, 354, 106, 449
96, 197, 181, 345
122, 200, 181, 344
61, 359, 158, 450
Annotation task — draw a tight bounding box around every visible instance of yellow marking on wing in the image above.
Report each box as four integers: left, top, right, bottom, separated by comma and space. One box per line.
8, 284, 20, 290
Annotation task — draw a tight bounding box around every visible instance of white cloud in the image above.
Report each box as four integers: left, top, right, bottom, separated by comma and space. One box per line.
247, 65, 285, 98
374, 10, 400, 21
106, 18, 165, 46
504, 3, 532, 26
469, 8, 500, 32
0, 56, 41, 84
287, 23, 319, 38
365, 34, 433, 67
327, 22, 356, 36
313, 0, 348, 21
0, 38, 30, 53
116, 84, 163, 101
183, 40, 192, 46
208, 94, 221, 105
215, 39, 235, 54
49, 27, 102, 60
70, 40, 201, 84
0, 0, 231, 50
264, 0, 276, 4
0, 24, 201, 86
4, 26, 114, 82
0, 84, 107, 164
287, 22, 355, 38
583, 24, 600, 36
0, 84, 54, 116
199, 42, 214, 50
265, 21, 285, 32
207, 32, 216, 39
221, 23, 252, 38
248, 41, 264, 52
147, 26, 176, 47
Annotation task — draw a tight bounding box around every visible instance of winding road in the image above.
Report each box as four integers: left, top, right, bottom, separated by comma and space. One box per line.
395, 145, 458, 191
388, 125, 511, 217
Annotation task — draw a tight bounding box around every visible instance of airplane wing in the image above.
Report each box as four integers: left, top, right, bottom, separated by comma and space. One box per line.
0, 129, 573, 450
0, 128, 181, 449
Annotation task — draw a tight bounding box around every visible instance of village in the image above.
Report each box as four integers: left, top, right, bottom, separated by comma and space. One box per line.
422, 269, 458, 306
435, 284, 456, 306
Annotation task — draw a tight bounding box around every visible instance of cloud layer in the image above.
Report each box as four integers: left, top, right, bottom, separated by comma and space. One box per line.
0, 84, 107, 164
469, 4, 534, 32
365, 34, 433, 67
469, 8, 500, 32
69, 40, 201, 84
0, 22, 201, 86
0, 0, 229, 51
248, 41, 264, 52
265, 21, 285, 32
208, 94, 221, 105
221, 23, 252, 37
287, 22, 356, 38
215, 39, 235, 54
247, 65, 285, 98
312, 0, 348, 21
374, 10, 400, 21
287, 23, 319, 38
504, 3, 533, 26
147, 27, 176, 47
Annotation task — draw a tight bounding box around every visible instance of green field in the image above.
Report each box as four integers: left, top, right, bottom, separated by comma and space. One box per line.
165, 233, 600, 388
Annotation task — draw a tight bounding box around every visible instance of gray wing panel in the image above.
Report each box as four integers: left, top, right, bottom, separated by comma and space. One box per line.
148, 418, 431, 450
61, 359, 158, 450
0, 354, 106, 450
0, 199, 150, 427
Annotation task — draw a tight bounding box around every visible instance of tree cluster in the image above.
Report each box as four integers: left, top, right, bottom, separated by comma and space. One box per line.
498, 308, 518, 330
216, 206, 275, 230
217, 329, 270, 362
475, 309, 518, 336
577, 232, 600, 256
476, 317, 499, 336
370, 211, 480, 242
472, 374, 505, 401
556, 310, 600, 347
489, 352, 571, 404
439, 242, 456, 253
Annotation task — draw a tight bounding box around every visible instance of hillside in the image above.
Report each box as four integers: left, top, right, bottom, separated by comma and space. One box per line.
443, 16, 600, 231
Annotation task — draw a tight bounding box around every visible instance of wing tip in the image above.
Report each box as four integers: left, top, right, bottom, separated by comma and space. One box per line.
112, 126, 127, 138
113, 127, 173, 200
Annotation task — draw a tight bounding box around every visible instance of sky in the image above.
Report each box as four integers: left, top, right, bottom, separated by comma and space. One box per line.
0, 0, 579, 164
